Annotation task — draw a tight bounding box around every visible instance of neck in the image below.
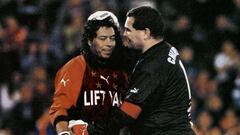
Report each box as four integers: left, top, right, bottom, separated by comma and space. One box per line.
84, 49, 108, 68
142, 38, 164, 53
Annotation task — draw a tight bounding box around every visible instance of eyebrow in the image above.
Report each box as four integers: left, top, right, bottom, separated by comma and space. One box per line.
125, 27, 131, 31
98, 35, 115, 37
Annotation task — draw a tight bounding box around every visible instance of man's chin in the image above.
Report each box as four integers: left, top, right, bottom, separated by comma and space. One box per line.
101, 54, 112, 59
128, 44, 135, 48
123, 42, 134, 48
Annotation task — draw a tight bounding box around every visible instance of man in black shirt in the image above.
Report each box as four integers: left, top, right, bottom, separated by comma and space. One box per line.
71, 6, 195, 135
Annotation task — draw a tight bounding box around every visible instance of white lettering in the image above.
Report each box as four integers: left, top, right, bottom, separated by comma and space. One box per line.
84, 91, 90, 106
100, 91, 106, 105
90, 90, 93, 105
112, 92, 120, 106
109, 91, 113, 100
84, 90, 122, 106
94, 90, 100, 105
167, 47, 179, 64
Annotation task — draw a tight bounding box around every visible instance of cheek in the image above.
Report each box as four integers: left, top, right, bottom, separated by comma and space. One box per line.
134, 36, 144, 48
96, 42, 105, 51
132, 33, 141, 41
134, 35, 142, 44
112, 42, 116, 48
93, 41, 106, 55
90, 42, 99, 52
136, 35, 142, 41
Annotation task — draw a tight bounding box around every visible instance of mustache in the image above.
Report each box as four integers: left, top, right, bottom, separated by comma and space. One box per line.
102, 47, 115, 51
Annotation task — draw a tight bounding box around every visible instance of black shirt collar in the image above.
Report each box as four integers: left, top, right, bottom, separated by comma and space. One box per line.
140, 40, 166, 59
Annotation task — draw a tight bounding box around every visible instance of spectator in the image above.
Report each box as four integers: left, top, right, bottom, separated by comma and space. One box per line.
38, 39, 59, 76
231, 0, 240, 32
219, 109, 239, 134
3, 16, 28, 50
3, 82, 37, 135
209, 15, 238, 53
20, 39, 39, 73
195, 111, 213, 135
165, 15, 193, 49
179, 46, 198, 85
63, 12, 83, 56
214, 40, 240, 81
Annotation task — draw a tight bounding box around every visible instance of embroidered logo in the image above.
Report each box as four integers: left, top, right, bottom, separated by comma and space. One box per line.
100, 75, 110, 84
60, 78, 69, 87
130, 88, 139, 93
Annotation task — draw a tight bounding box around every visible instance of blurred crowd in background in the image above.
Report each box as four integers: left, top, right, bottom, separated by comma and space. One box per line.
0, 0, 240, 135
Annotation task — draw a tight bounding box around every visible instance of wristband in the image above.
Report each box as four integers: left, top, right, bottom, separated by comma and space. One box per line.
68, 120, 88, 128
58, 131, 71, 135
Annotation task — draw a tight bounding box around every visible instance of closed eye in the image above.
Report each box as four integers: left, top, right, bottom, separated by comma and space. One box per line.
98, 36, 108, 40
125, 27, 131, 32
110, 35, 115, 40
97, 35, 116, 41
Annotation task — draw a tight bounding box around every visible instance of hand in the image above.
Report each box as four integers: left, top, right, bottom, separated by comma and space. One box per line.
56, 121, 71, 135
68, 120, 88, 135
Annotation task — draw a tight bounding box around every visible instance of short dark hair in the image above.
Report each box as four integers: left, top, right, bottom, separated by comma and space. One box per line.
127, 6, 165, 38
81, 16, 122, 51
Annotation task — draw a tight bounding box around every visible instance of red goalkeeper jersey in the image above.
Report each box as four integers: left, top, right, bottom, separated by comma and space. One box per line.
49, 55, 128, 125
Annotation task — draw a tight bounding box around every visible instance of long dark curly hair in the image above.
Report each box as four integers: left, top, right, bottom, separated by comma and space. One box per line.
81, 16, 137, 72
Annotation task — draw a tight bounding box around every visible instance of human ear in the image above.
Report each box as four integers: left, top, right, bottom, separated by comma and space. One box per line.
144, 28, 151, 40
88, 40, 92, 46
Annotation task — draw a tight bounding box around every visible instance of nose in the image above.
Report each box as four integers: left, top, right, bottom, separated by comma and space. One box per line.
123, 30, 127, 36
106, 38, 115, 48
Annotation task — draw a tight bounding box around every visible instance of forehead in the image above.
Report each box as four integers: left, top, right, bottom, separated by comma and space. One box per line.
96, 26, 115, 36
124, 17, 135, 28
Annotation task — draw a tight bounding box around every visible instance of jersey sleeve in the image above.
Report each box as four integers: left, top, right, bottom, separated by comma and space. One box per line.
49, 56, 86, 126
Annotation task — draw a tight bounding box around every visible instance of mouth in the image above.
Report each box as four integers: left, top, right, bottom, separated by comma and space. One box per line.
123, 37, 131, 47
102, 49, 113, 55
101, 51, 112, 58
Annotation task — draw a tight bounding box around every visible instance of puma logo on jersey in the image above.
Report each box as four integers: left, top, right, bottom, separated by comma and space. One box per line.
60, 78, 69, 87
100, 75, 109, 84
130, 88, 139, 93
